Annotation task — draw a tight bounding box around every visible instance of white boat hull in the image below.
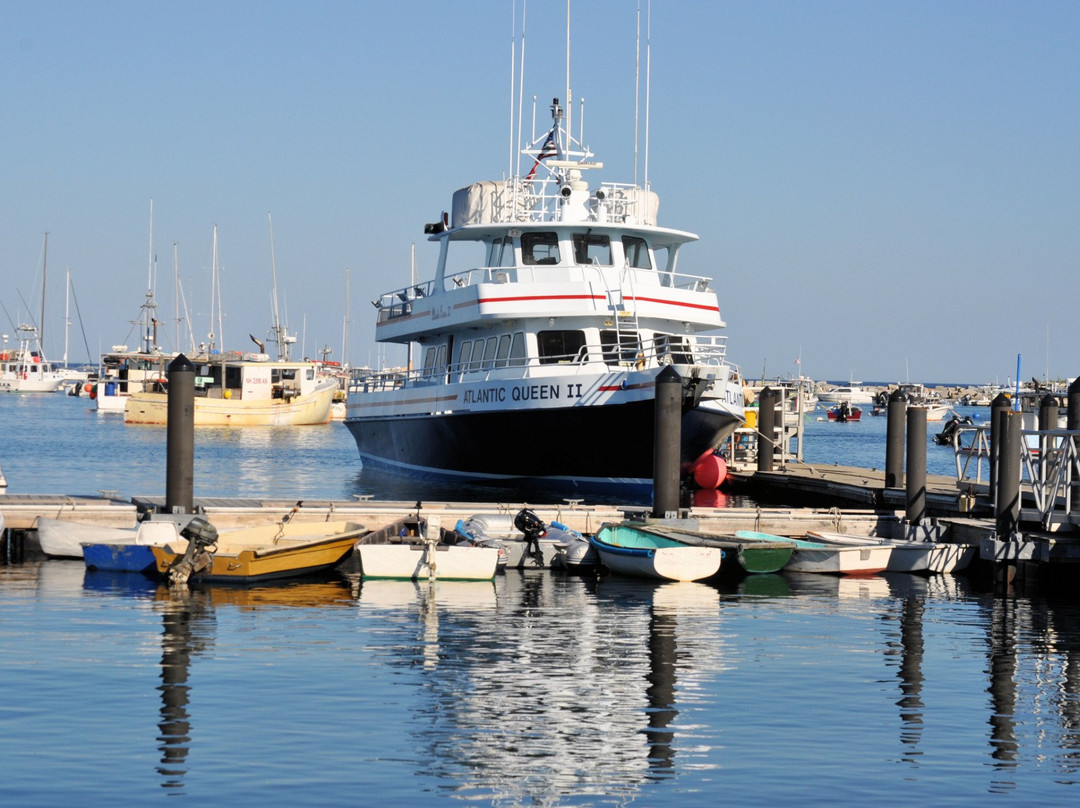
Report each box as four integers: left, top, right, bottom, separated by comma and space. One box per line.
595, 544, 723, 582
785, 544, 891, 575
125, 381, 337, 426
357, 543, 499, 581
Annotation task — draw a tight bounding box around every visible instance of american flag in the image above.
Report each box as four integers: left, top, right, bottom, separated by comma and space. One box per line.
526, 127, 558, 180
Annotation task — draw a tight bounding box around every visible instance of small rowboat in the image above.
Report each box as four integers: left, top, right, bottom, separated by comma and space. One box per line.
591, 523, 724, 582
806, 531, 976, 574
355, 515, 500, 581
633, 524, 794, 575
736, 530, 890, 576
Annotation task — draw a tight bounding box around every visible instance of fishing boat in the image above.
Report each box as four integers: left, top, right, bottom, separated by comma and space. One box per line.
0, 324, 65, 393
634, 523, 795, 575
124, 352, 339, 426
354, 514, 500, 581
343, 69, 745, 494
151, 517, 364, 584
736, 530, 891, 576
806, 530, 976, 574
590, 523, 724, 582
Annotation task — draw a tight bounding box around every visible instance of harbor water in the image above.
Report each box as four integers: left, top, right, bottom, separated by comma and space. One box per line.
4, 394, 1077, 805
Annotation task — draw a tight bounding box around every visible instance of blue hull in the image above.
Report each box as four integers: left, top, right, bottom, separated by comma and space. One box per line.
82, 543, 156, 573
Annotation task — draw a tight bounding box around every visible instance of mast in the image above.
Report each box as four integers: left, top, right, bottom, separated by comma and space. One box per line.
208, 225, 218, 353
63, 269, 70, 365
143, 200, 157, 353
342, 267, 350, 369
267, 212, 291, 360
40, 231, 48, 353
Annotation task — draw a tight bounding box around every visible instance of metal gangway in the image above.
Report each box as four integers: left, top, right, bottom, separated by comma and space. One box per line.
951, 424, 1080, 530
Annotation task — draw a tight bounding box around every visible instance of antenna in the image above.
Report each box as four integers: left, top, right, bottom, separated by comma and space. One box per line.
267, 212, 290, 360
634, 2, 640, 186
644, 0, 652, 189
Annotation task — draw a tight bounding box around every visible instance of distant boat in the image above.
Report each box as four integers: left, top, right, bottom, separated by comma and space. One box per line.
151, 517, 364, 584
826, 404, 862, 422
590, 523, 724, 582
817, 385, 874, 405
354, 514, 500, 581
0, 324, 65, 393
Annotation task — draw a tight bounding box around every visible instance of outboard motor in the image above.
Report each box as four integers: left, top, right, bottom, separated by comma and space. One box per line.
166, 516, 220, 586
513, 508, 547, 568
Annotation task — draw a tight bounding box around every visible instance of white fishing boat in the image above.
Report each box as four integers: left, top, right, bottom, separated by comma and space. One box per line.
343, 46, 744, 494
736, 530, 891, 576
0, 324, 65, 393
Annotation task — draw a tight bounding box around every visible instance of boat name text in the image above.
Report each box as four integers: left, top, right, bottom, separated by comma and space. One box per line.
462, 383, 585, 404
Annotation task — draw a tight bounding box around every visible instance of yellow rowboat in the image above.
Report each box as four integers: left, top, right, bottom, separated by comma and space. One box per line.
151, 519, 364, 584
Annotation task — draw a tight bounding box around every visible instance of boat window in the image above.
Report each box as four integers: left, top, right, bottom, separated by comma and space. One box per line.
457, 340, 473, 371
521, 232, 560, 265
494, 334, 512, 368
573, 233, 612, 265
622, 236, 651, 269
600, 329, 641, 366
537, 330, 586, 365
489, 237, 516, 268
508, 332, 526, 367
482, 336, 497, 369
423, 347, 438, 377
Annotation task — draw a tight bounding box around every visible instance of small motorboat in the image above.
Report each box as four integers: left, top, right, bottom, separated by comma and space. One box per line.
826, 402, 862, 422
590, 523, 724, 582
806, 530, 976, 574
151, 516, 365, 585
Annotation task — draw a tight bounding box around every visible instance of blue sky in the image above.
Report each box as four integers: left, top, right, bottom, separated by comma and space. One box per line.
2, 1, 1076, 385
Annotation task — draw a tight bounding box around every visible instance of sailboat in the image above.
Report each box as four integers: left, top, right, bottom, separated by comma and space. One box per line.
0, 233, 65, 393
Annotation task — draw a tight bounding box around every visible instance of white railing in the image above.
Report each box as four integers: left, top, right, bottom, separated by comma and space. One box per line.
347, 334, 731, 395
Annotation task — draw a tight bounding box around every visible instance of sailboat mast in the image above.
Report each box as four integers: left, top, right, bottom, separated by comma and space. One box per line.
208, 225, 218, 353
144, 200, 156, 353
342, 267, 350, 369
64, 269, 70, 364
40, 231, 48, 354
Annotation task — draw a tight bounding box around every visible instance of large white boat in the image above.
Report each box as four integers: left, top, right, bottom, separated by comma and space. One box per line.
344, 95, 745, 494
817, 385, 875, 405
0, 324, 65, 393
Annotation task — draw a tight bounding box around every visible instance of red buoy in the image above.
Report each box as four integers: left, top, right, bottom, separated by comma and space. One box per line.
692, 452, 728, 489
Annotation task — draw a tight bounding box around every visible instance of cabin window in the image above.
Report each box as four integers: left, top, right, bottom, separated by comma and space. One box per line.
494, 334, 512, 368
509, 332, 526, 367
489, 237, 516, 268
423, 347, 438, 377
482, 336, 497, 369
521, 232, 560, 265
600, 329, 641, 366
573, 233, 612, 265
622, 236, 651, 269
457, 340, 472, 371
537, 330, 586, 365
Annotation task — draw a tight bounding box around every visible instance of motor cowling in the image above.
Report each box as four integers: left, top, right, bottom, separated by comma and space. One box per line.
513, 509, 547, 541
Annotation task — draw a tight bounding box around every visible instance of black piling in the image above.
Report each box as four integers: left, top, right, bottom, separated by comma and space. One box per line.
1039, 393, 1058, 471
995, 410, 1022, 538
165, 354, 196, 515
756, 387, 777, 473
885, 388, 906, 489
1069, 378, 1080, 519
652, 365, 682, 518
905, 406, 927, 523
989, 392, 1011, 495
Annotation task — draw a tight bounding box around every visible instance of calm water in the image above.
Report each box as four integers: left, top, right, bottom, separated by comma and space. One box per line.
5, 394, 1076, 805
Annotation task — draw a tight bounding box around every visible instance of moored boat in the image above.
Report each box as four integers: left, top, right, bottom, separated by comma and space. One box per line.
591, 523, 724, 582
124, 353, 339, 426
633, 523, 794, 575
354, 514, 500, 581
151, 517, 364, 584
826, 403, 862, 422
806, 530, 976, 574
343, 63, 744, 494
736, 530, 890, 576
0, 324, 65, 393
